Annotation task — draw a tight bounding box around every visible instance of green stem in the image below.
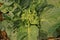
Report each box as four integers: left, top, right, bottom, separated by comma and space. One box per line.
37, 14, 41, 40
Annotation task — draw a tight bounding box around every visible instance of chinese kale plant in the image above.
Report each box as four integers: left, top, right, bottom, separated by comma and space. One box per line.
0, 0, 54, 40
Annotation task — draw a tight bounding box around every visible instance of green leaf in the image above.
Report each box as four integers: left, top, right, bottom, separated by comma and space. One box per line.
3, 14, 11, 20
41, 8, 60, 37
20, 0, 32, 9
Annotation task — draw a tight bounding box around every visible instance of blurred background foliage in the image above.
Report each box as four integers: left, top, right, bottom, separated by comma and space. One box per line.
0, 0, 60, 40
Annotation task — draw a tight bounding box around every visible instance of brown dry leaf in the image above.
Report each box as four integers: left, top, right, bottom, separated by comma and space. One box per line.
0, 3, 3, 7
0, 11, 4, 21
0, 30, 10, 40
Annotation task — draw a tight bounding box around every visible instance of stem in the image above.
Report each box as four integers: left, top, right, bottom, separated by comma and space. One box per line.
37, 12, 41, 40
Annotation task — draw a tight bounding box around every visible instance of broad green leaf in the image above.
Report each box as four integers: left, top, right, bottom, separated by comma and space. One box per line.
41, 8, 60, 37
